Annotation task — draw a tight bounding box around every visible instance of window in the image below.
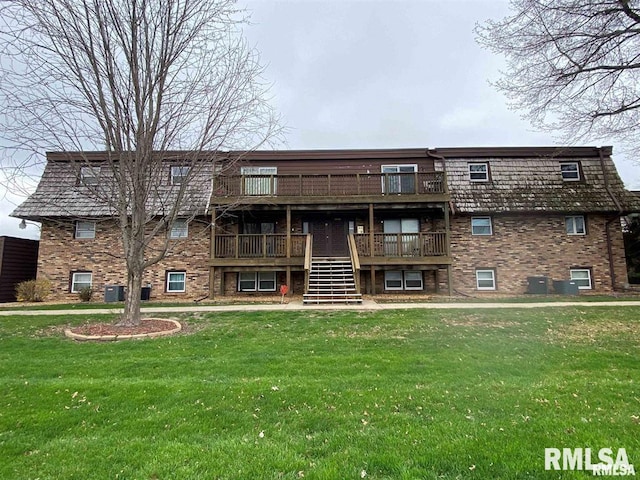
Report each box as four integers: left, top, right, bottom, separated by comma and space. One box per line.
471, 217, 492, 235
238, 272, 277, 292
384, 271, 424, 290
241, 166, 277, 195
166, 271, 186, 292
570, 269, 592, 289
404, 271, 423, 290
170, 219, 189, 239
384, 271, 403, 290
242, 222, 275, 234
71, 272, 92, 293
565, 215, 586, 235
80, 166, 100, 185
560, 162, 580, 181
75, 221, 96, 239
476, 269, 496, 290
383, 219, 420, 256
469, 163, 489, 182
171, 166, 190, 185
382, 164, 417, 194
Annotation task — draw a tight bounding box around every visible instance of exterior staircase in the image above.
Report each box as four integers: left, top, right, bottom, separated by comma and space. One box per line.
303, 257, 363, 304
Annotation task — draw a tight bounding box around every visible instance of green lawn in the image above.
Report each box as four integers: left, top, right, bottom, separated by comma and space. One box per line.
0, 307, 638, 479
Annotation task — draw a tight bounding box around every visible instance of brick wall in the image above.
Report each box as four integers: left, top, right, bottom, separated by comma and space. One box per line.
38, 218, 210, 301
450, 213, 628, 295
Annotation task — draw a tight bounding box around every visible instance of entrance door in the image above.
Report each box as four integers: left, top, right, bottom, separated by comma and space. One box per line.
309, 219, 349, 257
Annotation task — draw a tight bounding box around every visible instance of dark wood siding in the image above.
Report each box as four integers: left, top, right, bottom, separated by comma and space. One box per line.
0, 237, 39, 302
226, 152, 435, 175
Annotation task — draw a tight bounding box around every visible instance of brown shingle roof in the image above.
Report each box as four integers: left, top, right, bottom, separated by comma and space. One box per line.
442, 149, 640, 214
11, 156, 213, 220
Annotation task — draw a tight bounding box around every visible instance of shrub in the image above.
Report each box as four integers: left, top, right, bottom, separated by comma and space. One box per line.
78, 286, 93, 302
15, 279, 52, 302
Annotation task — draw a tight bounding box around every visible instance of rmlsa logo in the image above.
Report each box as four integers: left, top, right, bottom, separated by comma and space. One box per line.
545, 448, 636, 476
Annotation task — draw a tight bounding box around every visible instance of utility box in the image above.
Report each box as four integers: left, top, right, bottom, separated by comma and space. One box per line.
553, 280, 579, 295
140, 286, 151, 301
526, 276, 549, 294
104, 285, 125, 302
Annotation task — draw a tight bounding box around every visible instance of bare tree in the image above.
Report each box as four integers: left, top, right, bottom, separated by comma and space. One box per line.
0, 0, 279, 325
476, 0, 640, 149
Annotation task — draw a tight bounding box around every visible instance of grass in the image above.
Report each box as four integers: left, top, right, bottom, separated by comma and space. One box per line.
0, 307, 638, 479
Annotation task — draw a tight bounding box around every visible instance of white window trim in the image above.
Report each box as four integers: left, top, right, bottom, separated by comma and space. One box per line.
171, 166, 190, 185
403, 271, 423, 290
170, 218, 189, 239
476, 269, 496, 291
560, 162, 581, 182
71, 272, 92, 293
75, 221, 96, 239
471, 216, 493, 235
384, 271, 404, 291
166, 271, 186, 293
238, 271, 277, 292
570, 269, 592, 290
565, 215, 586, 235
468, 163, 489, 182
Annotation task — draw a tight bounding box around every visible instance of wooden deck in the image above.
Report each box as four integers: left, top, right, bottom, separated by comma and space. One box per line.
213, 172, 446, 199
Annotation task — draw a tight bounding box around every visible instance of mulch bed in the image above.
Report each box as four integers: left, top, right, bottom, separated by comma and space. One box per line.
68, 319, 178, 337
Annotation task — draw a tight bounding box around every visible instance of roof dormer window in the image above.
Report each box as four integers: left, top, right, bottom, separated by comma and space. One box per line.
80, 166, 100, 185
560, 162, 580, 181
468, 163, 489, 182
171, 166, 190, 185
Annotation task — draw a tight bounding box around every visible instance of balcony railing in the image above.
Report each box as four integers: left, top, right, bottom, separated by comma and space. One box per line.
353, 232, 448, 257
212, 232, 448, 260
214, 234, 308, 259
213, 172, 446, 197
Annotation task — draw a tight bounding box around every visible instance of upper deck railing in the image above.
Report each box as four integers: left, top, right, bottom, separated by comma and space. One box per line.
213, 172, 446, 198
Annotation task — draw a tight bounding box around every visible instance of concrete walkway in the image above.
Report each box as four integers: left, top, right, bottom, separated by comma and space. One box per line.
0, 299, 639, 316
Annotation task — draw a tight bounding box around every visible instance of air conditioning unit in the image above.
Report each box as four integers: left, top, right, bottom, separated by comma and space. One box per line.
526, 276, 548, 294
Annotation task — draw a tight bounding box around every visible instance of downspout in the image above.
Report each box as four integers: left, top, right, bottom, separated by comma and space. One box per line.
426, 148, 454, 295
598, 147, 624, 291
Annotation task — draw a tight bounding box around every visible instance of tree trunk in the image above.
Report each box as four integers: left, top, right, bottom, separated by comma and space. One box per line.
119, 267, 143, 326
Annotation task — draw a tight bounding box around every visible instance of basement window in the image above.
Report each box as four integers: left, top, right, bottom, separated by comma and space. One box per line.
384, 271, 403, 290
238, 272, 276, 292
71, 272, 92, 293
383, 271, 423, 291
570, 269, 592, 289
476, 269, 496, 290
404, 271, 423, 290
166, 271, 186, 293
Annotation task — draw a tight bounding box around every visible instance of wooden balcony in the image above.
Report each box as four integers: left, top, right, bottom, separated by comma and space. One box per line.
212, 172, 448, 205
213, 234, 307, 259
210, 232, 450, 267
353, 232, 450, 265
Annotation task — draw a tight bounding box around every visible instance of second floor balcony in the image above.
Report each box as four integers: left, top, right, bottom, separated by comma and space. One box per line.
212, 172, 447, 203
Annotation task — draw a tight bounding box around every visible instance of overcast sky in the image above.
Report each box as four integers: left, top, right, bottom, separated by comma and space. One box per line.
2, 0, 639, 240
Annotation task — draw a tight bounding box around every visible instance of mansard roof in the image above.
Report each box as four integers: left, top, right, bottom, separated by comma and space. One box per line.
12, 152, 213, 220
11, 146, 640, 220
437, 146, 640, 214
